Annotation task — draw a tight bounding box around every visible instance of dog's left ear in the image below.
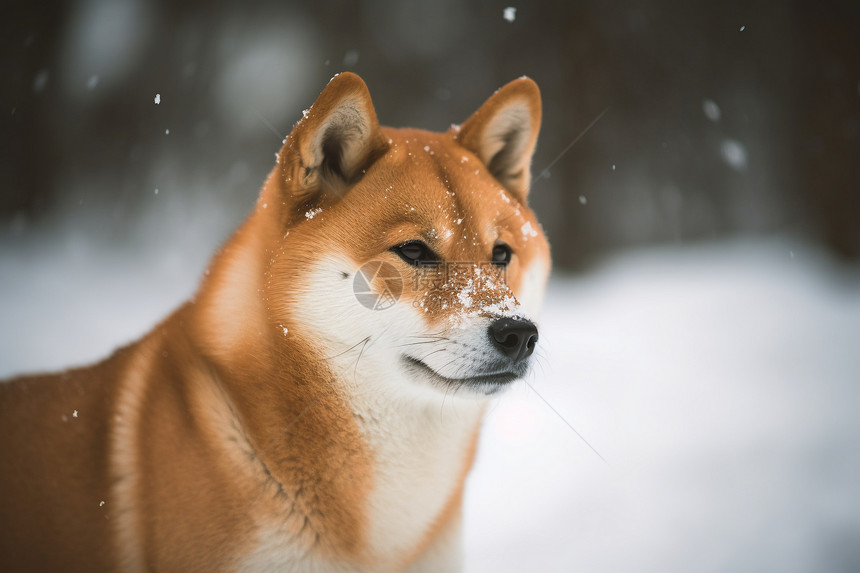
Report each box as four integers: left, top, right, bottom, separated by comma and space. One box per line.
279, 72, 386, 200
457, 77, 542, 202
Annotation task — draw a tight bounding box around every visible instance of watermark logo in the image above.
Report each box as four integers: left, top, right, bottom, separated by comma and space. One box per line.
354, 260, 508, 311
353, 261, 403, 310
410, 261, 505, 290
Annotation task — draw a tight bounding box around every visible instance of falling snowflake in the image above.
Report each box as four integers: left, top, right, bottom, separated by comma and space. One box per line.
702, 99, 721, 122
343, 49, 359, 66
720, 139, 748, 170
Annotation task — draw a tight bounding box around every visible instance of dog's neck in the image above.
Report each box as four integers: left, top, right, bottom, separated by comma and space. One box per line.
188, 210, 487, 569
343, 362, 487, 568
197, 335, 486, 570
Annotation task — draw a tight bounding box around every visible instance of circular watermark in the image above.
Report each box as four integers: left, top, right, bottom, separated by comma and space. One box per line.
353, 261, 403, 310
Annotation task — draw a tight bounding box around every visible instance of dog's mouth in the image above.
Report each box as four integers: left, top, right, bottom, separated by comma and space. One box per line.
401, 355, 523, 394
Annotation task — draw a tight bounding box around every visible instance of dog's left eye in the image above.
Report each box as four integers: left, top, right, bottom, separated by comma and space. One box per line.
392, 241, 440, 266
492, 243, 513, 266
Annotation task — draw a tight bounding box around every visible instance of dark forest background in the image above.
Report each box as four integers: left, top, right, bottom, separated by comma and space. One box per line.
2, 0, 858, 269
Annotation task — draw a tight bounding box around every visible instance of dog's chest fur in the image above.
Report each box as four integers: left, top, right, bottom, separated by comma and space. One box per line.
242, 384, 482, 572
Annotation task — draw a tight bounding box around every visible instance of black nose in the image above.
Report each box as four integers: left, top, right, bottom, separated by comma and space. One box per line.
488, 317, 539, 363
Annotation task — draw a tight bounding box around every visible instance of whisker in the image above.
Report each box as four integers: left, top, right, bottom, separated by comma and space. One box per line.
322, 336, 371, 361
495, 203, 522, 226
266, 324, 397, 453
431, 355, 462, 377
395, 340, 445, 348
252, 106, 286, 140
532, 350, 549, 379
440, 381, 452, 421
353, 336, 371, 381
403, 334, 451, 341
522, 379, 610, 467
416, 348, 448, 362
351, 323, 395, 379
535, 105, 610, 182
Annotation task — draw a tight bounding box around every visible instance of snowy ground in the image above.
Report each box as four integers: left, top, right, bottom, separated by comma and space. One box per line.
2, 234, 859, 572
465, 240, 860, 573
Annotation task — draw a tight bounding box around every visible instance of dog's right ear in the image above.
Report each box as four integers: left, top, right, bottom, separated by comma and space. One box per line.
456, 77, 542, 203
278, 72, 387, 205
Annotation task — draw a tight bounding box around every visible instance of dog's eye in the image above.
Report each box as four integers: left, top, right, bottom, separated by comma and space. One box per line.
492, 243, 513, 266
392, 241, 439, 266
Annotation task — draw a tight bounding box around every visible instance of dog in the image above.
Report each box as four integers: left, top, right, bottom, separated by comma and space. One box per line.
0, 72, 550, 572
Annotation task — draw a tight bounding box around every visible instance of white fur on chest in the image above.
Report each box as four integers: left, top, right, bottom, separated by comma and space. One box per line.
349, 366, 483, 566
239, 353, 479, 573
281, 256, 487, 568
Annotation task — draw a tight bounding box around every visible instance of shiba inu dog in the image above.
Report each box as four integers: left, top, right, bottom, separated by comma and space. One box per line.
0, 72, 550, 572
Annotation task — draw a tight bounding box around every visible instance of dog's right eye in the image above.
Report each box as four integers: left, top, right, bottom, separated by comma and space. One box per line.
391, 241, 439, 266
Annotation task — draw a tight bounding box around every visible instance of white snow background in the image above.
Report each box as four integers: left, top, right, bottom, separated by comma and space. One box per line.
2, 230, 859, 572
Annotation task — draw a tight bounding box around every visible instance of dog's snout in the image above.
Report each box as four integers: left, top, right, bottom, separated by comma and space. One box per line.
488, 318, 538, 363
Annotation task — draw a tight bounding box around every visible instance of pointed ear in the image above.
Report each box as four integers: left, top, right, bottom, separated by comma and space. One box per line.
456, 77, 542, 201
279, 72, 386, 199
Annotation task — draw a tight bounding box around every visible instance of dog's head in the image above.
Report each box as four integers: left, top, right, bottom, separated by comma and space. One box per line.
255, 73, 550, 399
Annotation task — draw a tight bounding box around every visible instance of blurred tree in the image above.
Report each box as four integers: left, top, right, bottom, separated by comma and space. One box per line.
0, 3, 67, 217
796, 0, 860, 260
